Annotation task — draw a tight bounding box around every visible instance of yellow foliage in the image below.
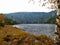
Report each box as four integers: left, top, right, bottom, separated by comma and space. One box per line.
0, 13, 5, 26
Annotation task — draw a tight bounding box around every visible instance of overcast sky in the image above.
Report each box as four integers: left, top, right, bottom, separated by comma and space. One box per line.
0, 0, 55, 14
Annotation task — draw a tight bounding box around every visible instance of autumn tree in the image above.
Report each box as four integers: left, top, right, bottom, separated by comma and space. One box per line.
0, 13, 5, 27
55, 0, 60, 45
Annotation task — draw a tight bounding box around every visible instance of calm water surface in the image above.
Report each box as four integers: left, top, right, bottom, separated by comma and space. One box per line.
13, 24, 55, 39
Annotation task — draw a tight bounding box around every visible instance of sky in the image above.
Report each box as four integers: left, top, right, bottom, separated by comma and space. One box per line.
0, 0, 55, 14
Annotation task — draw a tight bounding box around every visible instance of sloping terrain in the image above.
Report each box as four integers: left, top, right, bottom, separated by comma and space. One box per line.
4, 10, 57, 24
0, 25, 35, 45
0, 25, 55, 45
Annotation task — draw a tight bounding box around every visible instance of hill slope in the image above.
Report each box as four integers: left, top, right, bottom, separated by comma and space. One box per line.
4, 10, 57, 24
0, 25, 35, 45
0, 25, 55, 45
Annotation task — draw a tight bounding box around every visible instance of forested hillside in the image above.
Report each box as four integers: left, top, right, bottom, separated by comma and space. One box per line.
4, 10, 57, 24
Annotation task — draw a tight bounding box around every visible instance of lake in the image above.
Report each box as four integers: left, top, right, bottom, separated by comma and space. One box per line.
13, 24, 55, 39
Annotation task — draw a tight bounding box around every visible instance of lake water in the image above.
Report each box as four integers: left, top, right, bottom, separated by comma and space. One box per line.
13, 24, 55, 39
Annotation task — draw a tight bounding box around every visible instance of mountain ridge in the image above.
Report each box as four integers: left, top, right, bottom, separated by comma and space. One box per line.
4, 10, 57, 24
